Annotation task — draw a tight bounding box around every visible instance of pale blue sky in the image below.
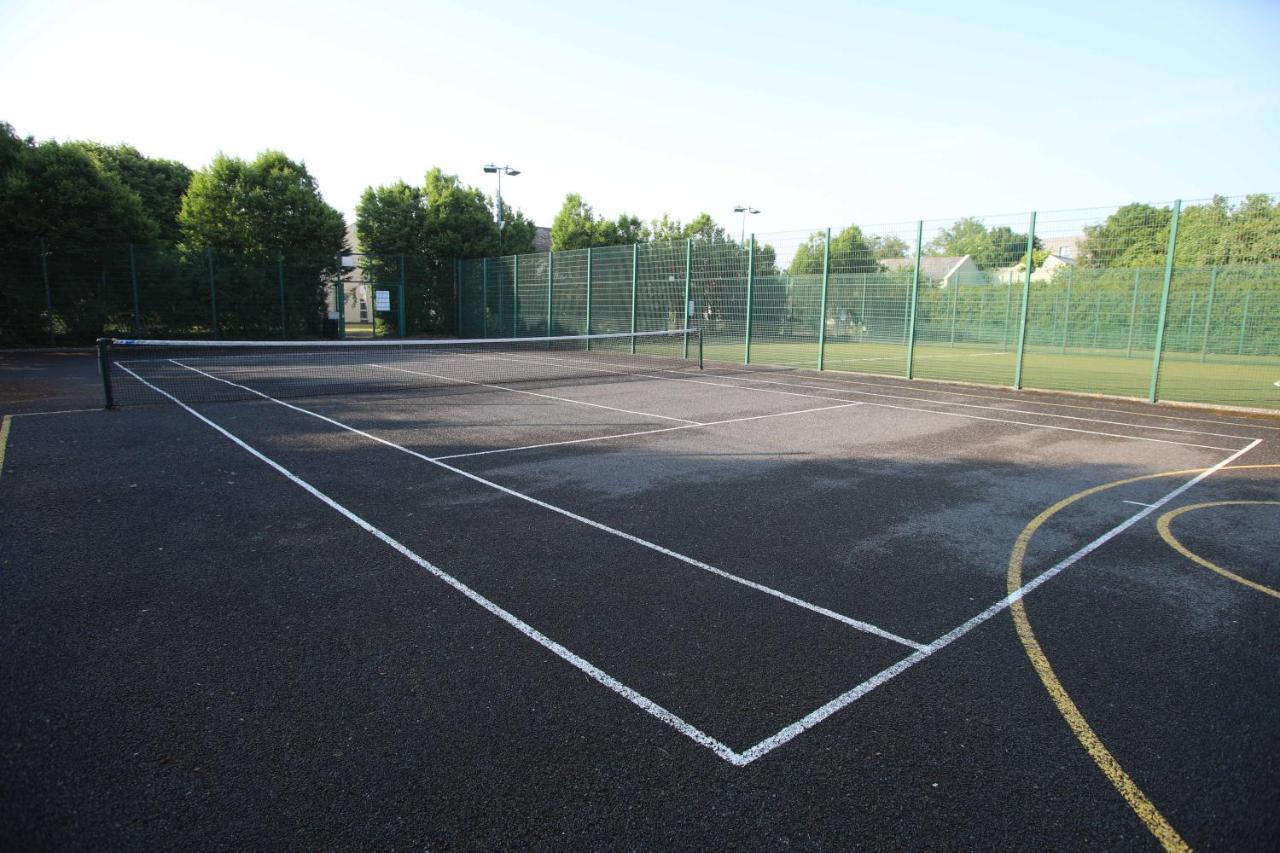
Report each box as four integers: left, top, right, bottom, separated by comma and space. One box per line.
1, 0, 1277, 234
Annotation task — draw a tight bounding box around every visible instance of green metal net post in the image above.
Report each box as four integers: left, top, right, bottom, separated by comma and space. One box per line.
905, 221, 923, 379
743, 234, 756, 364
546, 252, 554, 337
40, 239, 53, 345
585, 247, 593, 351
1125, 270, 1140, 358
816, 228, 831, 371
1200, 266, 1217, 361
630, 243, 638, 354
1147, 199, 1182, 402
277, 251, 287, 338
206, 248, 219, 340
682, 239, 692, 358
1012, 212, 1037, 389
128, 242, 141, 336
96, 338, 114, 409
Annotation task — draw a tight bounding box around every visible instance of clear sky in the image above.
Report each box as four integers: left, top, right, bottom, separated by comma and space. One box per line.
2, 0, 1277, 235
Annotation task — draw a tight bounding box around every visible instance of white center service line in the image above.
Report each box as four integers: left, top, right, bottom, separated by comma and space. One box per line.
163, 359, 921, 651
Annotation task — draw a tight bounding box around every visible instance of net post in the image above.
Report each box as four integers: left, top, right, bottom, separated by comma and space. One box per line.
1125, 269, 1140, 358
481, 257, 489, 337
398, 254, 407, 338
96, 338, 114, 409
682, 239, 692, 359
512, 254, 519, 336
206, 248, 219, 340
1200, 265, 1216, 362
128, 242, 141, 336
585, 247, 593, 351
1012, 212, 1036, 389
817, 228, 831, 370
277, 250, 287, 338
743, 234, 755, 364
1148, 199, 1181, 403
905, 221, 923, 379
40, 238, 54, 345
546, 251, 554, 338
630, 243, 638, 354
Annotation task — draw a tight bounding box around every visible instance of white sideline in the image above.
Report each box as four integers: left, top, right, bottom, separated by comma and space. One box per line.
481, 351, 1248, 452
114, 363, 741, 764
370, 362, 700, 424
165, 359, 924, 651
431, 403, 862, 461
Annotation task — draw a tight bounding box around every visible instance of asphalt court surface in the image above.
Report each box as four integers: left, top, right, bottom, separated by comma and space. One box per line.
1, 349, 1278, 849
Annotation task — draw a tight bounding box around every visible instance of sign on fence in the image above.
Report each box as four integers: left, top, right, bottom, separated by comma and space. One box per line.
375, 290, 391, 311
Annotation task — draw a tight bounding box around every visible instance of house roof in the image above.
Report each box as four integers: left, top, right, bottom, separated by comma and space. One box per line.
881, 255, 972, 280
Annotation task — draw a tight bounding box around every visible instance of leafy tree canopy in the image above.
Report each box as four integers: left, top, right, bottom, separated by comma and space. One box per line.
1077, 203, 1172, 267
179, 150, 345, 261
927, 217, 1039, 269
789, 224, 880, 274
71, 142, 192, 243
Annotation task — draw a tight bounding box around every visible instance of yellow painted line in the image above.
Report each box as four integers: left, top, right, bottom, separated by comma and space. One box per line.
1157, 502, 1280, 600
0, 415, 11, 479
1007, 463, 1280, 853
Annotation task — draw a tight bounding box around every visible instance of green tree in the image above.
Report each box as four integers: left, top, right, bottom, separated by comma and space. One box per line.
72, 142, 192, 243
497, 200, 537, 255
1078, 203, 1172, 267
550, 193, 601, 250
789, 224, 880, 274
356, 180, 426, 256
421, 167, 501, 260
868, 233, 910, 260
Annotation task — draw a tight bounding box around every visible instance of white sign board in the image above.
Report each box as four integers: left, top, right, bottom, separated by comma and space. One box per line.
375, 290, 391, 311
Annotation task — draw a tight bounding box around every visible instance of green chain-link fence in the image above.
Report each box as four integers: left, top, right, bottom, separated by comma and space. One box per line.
459, 195, 1280, 410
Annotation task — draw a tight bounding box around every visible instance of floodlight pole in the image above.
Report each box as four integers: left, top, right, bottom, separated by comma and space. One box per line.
733, 205, 760, 244
484, 163, 521, 237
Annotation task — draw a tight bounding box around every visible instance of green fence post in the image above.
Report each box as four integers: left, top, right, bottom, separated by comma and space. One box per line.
905, 221, 924, 379
585, 247, 593, 350
128, 243, 141, 336
743, 235, 756, 364
1060, 267, 1073, 354
1002, 280, 1014, 350
1200, 266, 1217, 362
398, 255, 407, 338
682, 239, 693, 358
481, 257, 489, 337
948, 279, 959, 347
1125, 269, 1140, 358
1013, 212, 1037, 389
277, 250, 287, 338
335, 254, 345, 340
1183, 292, 1197, 352
817, 228, 831, 370
977, 289, 986, 343
512, 255, 519, 337
630, 242, 639, 353
39, 239, 54, 345
1237, 289, 1251, 356
859, 274, 868, 328
1147, 199, 1181, 402
206, 248, 219, 339
454, 258, 463, 336
1092, 293, 1102, 348
546, 252, 554, 337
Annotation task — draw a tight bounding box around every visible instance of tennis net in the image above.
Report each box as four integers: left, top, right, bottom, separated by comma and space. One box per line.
97, 328, 703, 407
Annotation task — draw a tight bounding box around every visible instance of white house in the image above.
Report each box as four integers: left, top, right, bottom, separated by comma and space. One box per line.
881, 254, 984, 287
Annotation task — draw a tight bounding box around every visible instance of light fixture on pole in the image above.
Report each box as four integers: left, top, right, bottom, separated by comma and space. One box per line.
733, 205, 760, 243
483, 164, 521, 232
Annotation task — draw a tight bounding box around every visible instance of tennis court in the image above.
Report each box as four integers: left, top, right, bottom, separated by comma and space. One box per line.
1, 331, 1277, 849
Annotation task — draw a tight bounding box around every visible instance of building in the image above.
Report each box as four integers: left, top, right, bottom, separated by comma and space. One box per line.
880, 255, 984, 287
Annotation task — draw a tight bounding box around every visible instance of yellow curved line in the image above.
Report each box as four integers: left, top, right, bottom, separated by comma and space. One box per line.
0, 415, 11, 479
1157, 502, 1280, 600
1007, 463, 1280, 853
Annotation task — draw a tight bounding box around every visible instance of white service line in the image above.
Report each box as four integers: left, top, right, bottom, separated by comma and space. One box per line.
432, 403, 862, 462
115, 363, 741, 764
732, 437, 1263, 765
371, 363, 699, 424
165, 359, 923, 651
7, 407, 102, 417
1121, 500, 1156, 507
474, 351, 1248, 452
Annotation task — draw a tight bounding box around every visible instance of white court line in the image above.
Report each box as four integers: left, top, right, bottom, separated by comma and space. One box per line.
7, 407, 101, 417
473, 351, 1248, 453
369, 363, 701, 424
733, 437, 1263, 764
165, 359, 923, 651
115, 363, 741, 764
693, 370, 1259, 441
709, 363, 1280, 432
432, 403, 862, 461
1121, 500, 1156, 507
818, 348, 1007, 364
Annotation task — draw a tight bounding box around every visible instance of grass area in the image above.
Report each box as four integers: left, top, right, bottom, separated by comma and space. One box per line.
699, 337, 1280, 410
